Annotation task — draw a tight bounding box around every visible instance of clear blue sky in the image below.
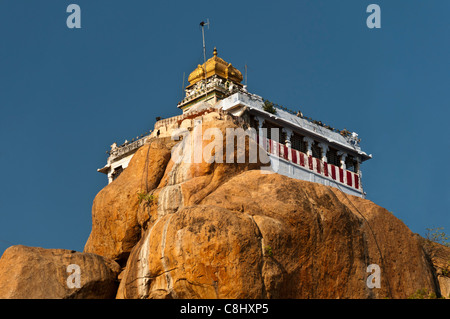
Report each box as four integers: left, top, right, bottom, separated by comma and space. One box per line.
0, 0, 449, 256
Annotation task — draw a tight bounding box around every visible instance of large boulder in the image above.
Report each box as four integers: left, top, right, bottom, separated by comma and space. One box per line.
0, 245, 120, 299
421, 238, 450, 298
3, 112, 447, 299
85, 112, 268, 264
116, 170, 444, 299
84, 139, 174, 263
83, 112, 449, 299
116, 205, 263, 299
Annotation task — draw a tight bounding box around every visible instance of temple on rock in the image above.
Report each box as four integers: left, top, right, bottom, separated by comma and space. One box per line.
98, 48, 372, 198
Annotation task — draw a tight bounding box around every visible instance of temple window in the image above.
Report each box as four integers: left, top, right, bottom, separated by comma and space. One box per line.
327, 147, 340, 166
345, 156, 356, 172
311, 142, 322, 159
112, 166, 124, 181
262, 120, 284, 143
291, 132, 307, 153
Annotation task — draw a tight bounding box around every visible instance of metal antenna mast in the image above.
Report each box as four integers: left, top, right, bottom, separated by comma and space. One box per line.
245, 64, 248, 86
199, 19, 210, 100
181, 71, 185, 98
200, 19, 210, 67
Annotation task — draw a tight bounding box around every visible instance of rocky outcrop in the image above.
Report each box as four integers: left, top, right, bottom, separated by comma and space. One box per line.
2, 111, 449, 299
0, 245, 120, 299
85, 112, 267, 265
91, 111, 450, 299
420, 238, 450, 298
84, 138, 175, 264
116, 170, 445, 299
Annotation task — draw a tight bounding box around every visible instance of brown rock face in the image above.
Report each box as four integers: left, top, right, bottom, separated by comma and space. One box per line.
84, 139, 174, 263
85, 112, 267, 265
116, 205, 264, 299
2, 112, 447, 299
117, 170, 445, 299
84, 112, 450, 299
0, 245, 120, 299
421, 238, 450, 298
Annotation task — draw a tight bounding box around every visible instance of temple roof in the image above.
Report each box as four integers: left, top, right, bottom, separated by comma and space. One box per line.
186, 48, 243, 88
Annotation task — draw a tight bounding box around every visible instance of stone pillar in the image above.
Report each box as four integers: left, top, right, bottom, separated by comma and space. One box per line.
283, 127, 293, 148
337, 151, 348, 184
107, 170, 113, 184
318, 142, 329, 163
303, 137, 314, 157
337, 151, 347, 170
254, 116, 264, 137
355, 156, 361, 174
254, 116, 267, 152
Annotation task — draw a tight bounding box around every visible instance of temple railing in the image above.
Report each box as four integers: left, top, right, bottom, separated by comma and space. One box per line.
109, 137, 146, 161
257, 136, 361, 192
154, 114, 185, 130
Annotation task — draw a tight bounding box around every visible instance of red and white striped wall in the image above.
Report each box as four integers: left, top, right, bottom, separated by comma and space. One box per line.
257, 137, 361, 192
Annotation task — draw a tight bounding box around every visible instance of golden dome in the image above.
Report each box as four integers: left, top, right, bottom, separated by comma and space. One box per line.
187, 47, 243, 88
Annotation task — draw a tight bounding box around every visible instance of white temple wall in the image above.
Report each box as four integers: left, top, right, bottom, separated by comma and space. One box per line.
107, 154, 133, 183
269, 155, 365, 198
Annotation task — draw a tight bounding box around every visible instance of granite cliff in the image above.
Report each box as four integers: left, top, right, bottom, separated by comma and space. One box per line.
0, 112, 449, 299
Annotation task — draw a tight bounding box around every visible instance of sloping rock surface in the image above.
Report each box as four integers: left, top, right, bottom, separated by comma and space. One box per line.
116, 170, 444, 299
